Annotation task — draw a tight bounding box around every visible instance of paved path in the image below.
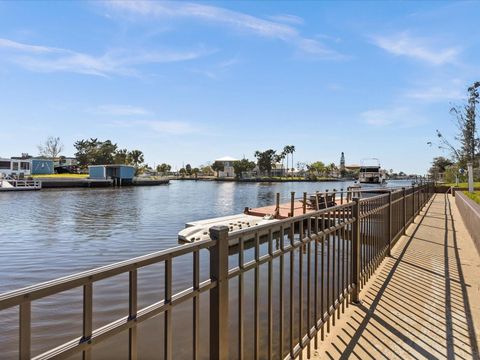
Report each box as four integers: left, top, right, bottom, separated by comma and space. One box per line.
313, 194, 480, 360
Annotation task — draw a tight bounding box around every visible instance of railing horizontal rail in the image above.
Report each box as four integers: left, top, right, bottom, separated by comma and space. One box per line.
0, 239, 214, 310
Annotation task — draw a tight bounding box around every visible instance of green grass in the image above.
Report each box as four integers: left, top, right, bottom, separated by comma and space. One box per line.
32, 174, 89, 179
464, 191, 480, 204
444, 182, 480, 188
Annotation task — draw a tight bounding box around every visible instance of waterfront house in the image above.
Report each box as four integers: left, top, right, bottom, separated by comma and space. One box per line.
214, 156, 239, 178
31, 159, 55, 175
89, 164, 136, 184
0, 157, 54, 177
0, 158, 31, 177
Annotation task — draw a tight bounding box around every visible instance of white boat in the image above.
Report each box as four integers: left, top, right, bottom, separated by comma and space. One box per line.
178, 213, 280, 246
359, 159, 386, 184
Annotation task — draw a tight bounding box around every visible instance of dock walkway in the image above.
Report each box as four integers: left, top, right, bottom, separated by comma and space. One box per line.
313, 193, 480, 359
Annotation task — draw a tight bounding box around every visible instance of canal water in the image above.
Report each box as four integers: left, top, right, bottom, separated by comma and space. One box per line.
0, 180, 410, 359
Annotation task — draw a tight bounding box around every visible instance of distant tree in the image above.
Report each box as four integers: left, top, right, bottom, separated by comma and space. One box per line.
127, 150, 144, 168
254, 149, 277, 176
96, 140, 118, 165
74, 138, 121, 167
185, 164, 192, 176
429, 156, 454, 176
114, 149, 128, 164
192, 167, 200, 179
233, 158, 256, 179
38, 136, 63, 160
179, 168, 186, 177
289, 145, 296, 172
211, 161, 224, 178
307, 161, 326, 176
340, 152, 346, 177
434, 81, 480, 167
156, 163, 172, 174
327, 163, 337, 176
200, 165, 214, 176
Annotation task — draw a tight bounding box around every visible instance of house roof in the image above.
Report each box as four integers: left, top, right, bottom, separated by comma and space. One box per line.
215, 156, 239, 162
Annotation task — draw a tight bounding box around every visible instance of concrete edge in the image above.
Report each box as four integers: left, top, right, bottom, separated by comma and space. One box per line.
455, 191, 480, 255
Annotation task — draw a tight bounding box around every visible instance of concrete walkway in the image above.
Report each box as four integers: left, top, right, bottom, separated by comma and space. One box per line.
313, 194, 480, 360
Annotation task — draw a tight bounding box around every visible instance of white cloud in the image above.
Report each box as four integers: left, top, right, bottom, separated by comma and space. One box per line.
0, 38, 211, 76
267, 14, 304, 25
0, 38, 59, 54
92, 105, 151, 116
144, 120, 197, 134
405, 86, 463, 102
371, 32, 460, 65
361, 107, 427, 127
111, 119, 198, 135
104, 1, 343, 59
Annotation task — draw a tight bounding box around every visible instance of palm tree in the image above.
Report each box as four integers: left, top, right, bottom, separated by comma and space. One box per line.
127, 150, 144, 168
283, 146, 290, 175
290, 145, 296, 173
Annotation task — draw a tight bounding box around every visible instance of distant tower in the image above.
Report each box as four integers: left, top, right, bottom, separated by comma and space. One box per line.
340, 152, 346, 172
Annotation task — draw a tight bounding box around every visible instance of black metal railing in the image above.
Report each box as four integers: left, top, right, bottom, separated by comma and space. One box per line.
0, 183, 433, 360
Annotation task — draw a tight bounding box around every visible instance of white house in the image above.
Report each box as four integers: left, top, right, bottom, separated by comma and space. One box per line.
214, 156, 239, 178
0, 158, 32, 177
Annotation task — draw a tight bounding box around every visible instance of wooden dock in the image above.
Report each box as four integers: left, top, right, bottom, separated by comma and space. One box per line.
246, 198, 352, 219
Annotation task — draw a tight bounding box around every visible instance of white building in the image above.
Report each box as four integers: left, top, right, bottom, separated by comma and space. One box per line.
214, 156, 239, 178
0, 158, 32, 177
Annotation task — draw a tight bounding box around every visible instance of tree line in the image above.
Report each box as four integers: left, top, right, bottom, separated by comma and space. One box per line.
429, 81, 480, 182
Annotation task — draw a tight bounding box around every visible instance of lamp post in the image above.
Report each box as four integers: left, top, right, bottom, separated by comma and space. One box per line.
467, 162, 474, 193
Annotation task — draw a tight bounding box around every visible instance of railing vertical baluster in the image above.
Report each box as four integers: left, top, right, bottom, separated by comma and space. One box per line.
337, 209, 344, 319
306, 219, 312, 358
238, 237, 244, 360
193, 250, 200, 360
209, 226, 229, 360
351, 198, 361, 303
313, 216, 319, 349
279, 225, 285, 359
298, 221, 304, 357
268, 230, 273, 359
387, 193, 392, 256
254, 234, 260, 360
326, 210, 331, 333
164, 258, 172, 360
129, 270, 138, 360
19, 302, 31, 360
402, 187, 407, 235
331, 209, 336, 327
320, 213, 325, 341
289, 224, 295, 358
82, 283, 93, 360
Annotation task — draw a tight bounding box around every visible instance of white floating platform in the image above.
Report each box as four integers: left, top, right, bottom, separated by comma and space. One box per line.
178, 213, 280, 246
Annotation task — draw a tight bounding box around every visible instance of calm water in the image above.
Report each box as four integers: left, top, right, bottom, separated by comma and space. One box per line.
0, 180, 409, 359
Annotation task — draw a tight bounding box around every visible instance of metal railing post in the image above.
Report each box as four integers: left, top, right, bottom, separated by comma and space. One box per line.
351, 198, 361, 303
412, 185, 415, 221
402, 187, 406, 235
290, 192, 295, 217
417, 184, 421, 213
388, 191, 392, 256
209, 226, 230, 360
19, 302, 31, 360
303, 192, 307, 214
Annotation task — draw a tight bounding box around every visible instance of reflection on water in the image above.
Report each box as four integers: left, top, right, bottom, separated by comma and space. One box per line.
0, 179, 409, 358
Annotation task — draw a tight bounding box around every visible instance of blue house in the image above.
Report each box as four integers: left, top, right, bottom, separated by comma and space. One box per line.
31, 159, 54, 175
89, 165, 136, 184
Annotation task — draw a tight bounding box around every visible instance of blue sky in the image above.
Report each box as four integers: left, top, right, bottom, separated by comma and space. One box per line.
0, 1, 479, 174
